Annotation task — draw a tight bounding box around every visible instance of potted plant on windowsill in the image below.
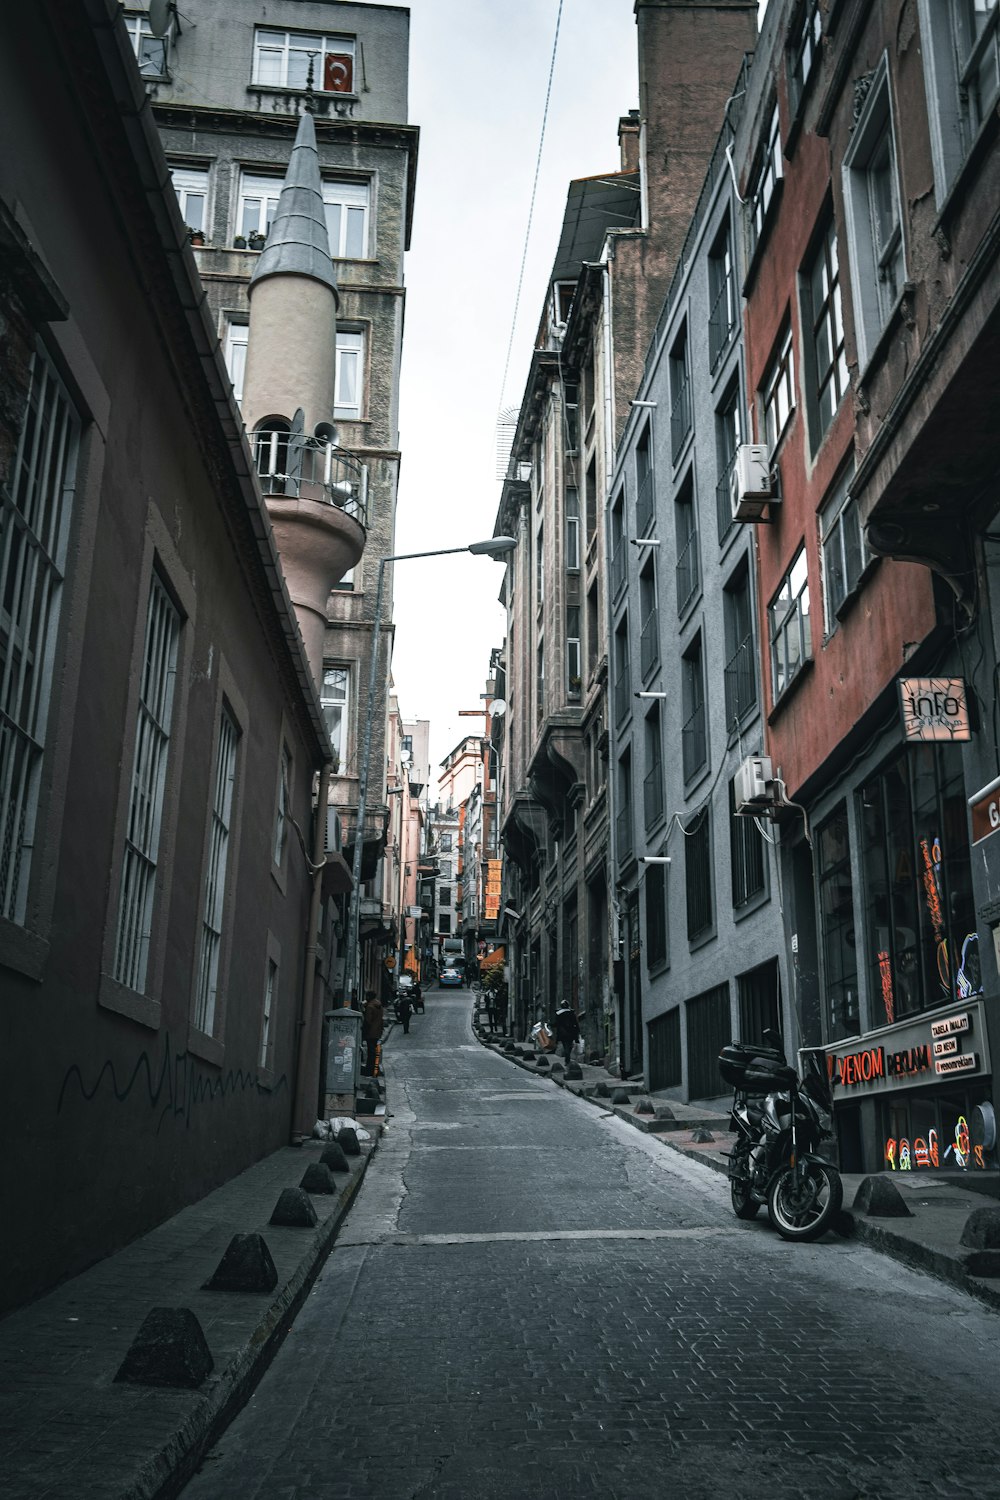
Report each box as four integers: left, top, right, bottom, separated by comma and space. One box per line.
233, 234, 248, 249
248, 230, 266, 251
187, 226, 206, 247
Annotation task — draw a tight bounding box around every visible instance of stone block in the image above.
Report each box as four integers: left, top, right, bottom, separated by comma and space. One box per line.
635, 1097, 656, 1115
851, 1175, 913, 1218
115, 1307, 213, 1388
320, 1142, 351, 1173
535, 1055, 550, 1069
654, 1104, 676, 1120
300, 1162, 336, 1195
959, 1206, 1000, 1249
691, 1128, 715, 1143
270, 1188, 319, 1228
610, 1088, 632, 1105
565, 1063, 583, 1081
338, 1127, 361, 1156
203, 1233, 278, 1293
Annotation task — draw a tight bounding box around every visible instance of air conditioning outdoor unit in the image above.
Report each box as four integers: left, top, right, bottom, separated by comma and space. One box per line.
733, 754, 776, 816
730, 444, 774, 523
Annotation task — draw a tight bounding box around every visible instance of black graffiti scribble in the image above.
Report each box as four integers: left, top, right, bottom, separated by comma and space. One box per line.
56, 1033, 287, 1133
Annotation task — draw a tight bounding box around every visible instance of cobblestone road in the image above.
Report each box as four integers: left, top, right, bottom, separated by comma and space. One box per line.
181, 993, 1000, 1500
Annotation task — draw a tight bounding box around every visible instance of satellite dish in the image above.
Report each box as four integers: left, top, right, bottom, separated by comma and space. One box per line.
148, 0, 172, 38
488, 699, 507, 717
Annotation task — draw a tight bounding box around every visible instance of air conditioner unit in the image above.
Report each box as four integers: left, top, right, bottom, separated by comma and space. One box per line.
730, 444, 774, 523
733, 754, 775, 815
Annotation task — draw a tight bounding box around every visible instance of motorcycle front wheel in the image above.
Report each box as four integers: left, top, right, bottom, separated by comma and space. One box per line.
729, 1142, 759, 1220
767, 1160, 843, 1241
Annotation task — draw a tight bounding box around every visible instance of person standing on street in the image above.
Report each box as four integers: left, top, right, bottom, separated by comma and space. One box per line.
553, 1001, 580, 1067
397, 988, 412, 1035
362, 992, 384, 1076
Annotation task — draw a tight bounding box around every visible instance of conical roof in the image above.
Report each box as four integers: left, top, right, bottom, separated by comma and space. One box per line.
249, 109, 338, 299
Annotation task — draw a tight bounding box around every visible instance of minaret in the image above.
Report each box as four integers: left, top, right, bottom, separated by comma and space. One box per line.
240, 106, 365, 682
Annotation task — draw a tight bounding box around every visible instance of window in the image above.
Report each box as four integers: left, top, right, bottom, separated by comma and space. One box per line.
687, 985, 729, 1096
252, 29, 356, 93
769, 548, 811, 700
535, 527, 544, 610
440, 833, 452, 852
842, 61, 905, 367
738, 960, 781, 1045
585, 456, 598, 542
194, 707, 239, 1036
567, 607, 581, 697
685, 809, 714, 943
438, 913, 452, 934
645, 860, 669, 969
715, 383, 742, 542
708, 223, 736, 369
321, 667, 350, 773
616, 750, 633, 861
566, 487, 580, 572
323, 180, 370, 259
563, 384, 579, 453
648, 1008, 681, 1089
439, 887, 451, 907
805, 218, 848, 444
639, 560, 659, 679
124, 12, 167, 76
820, 468, 866, 628
789, 1, 823, 116
761, 323, 795, 452
335, 331, 364, 419
260, 957, 278, 1070
919, 0, 1000, 198
610, 491, 627, 597
675, 472, 699, 616
748, 103, 783, 258
723, 562, 757, 727
237, 172, 282, 241
1, 349, 80, 925
170, 167, 209, 234
587, 583, 599, 680
224, 320, 248, 405
614, 617, 631, 726
681, 634, 707, 782
669, 328, 692, 461
438, 860, 452, 880
818, 804, 859, 1041
274, 743, 291, 867
643, 706, 664, 828
536, 640, 545, 724
635, 427, 654, 535
730, 778, 766, 909
113, 574, 181, 991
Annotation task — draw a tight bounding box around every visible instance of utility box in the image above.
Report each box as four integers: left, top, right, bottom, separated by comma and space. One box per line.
733, 754, 775, 815
324, 1005, 361, 1114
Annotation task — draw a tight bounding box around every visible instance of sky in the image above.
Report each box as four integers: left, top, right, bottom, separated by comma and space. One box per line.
391, 0, 639, 776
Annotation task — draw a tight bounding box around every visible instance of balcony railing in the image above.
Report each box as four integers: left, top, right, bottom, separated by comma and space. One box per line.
724, 633, 757, 727
675, 528, 700, 615
640, 607, 660, 679
708, 268, 735, 371
610, 541, 627, 599
716, 446, 737, 543
255, 433, 368, 526
616, 803, 634, 860
635, 468, 655, 536
644, 763, 664, 827
614, 658, 632, 724
682, 705, 707, 782
670, 373, 692, 461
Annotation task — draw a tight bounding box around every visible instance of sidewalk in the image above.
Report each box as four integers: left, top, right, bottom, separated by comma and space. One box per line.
472, 1014, 1000, 1315
0, 1116, 383, 1500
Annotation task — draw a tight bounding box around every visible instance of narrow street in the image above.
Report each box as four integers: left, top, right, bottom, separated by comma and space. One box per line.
181, 991, 1000, 1500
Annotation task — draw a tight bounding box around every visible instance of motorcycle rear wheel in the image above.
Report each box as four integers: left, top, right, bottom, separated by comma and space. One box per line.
767, 1160, 843, 1241
729, 1143, 759, 1220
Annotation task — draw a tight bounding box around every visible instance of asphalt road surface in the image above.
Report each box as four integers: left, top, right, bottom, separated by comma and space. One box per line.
181, 990, 1000, 1500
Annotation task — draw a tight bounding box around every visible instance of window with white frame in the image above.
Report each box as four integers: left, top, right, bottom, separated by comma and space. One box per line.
769, 548, 811, 700
113, 573, 182, 991
820, 467, 866, 629
748, 102, 783, 258
535, 527, 544, 610
323, 180, 370, 259
193, 706, 239, 1036
918, 0, 999, 200
170, 167, 209, 234
566, 487, 580, 572
252, 29, 356, 93
124, 12, 168, 76
224, 319, 248, 405
335, 330, 364, 419
789, 0, 823, 116
842, 60, 906, 367
761, 322, 795, 452
237, 172, 282, 241
260, 956, 278, 1069
669, 328, 692, 462
321, 666, 350, 773
805, 217, 848, 445
1, 349, 80, 926
274, 743, 291, 867
708, 222, 736, 370
567, 606, 581, 697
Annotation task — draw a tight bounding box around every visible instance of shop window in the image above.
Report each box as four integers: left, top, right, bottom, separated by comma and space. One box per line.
818, 803, 859, 1040
880, 1089, 997, 1174
737, 959, 780, 1044
859, 745, 981, 1024
686, 983, 729, 1097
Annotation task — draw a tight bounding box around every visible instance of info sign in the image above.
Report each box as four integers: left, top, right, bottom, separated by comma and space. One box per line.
898, 677, 970, 742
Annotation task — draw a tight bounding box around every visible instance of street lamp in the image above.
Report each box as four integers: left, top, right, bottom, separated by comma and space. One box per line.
344, 537, 516, 1006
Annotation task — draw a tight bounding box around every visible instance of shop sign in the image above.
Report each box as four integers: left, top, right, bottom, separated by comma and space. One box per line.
930, 1012, 970, 1039
899, 677, 970, 742
935, 1052, 978, 1076
484, 858, 502, 919
829, 1000, 989, 1099
969, 773, 1000, 845
933, 1037, 958, 1057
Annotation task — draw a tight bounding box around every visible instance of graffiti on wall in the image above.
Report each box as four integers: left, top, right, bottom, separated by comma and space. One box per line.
56, 1033, 286, 1133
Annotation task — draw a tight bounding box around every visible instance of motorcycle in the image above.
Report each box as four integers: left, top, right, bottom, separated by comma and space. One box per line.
718, 1033, 843, 1242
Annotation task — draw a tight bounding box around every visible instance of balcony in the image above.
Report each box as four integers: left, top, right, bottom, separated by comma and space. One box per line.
256, 432, 368, 526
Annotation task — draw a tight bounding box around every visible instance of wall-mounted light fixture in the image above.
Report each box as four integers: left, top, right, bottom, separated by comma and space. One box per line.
630, 400, 658, 409
629, 538, 660, 547
640, 856, 671, 865
635, 691, 668, 700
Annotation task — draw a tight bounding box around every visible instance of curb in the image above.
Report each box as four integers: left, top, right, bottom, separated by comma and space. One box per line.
148, 1134, 379, 1500
472, 1025, 1000, 1316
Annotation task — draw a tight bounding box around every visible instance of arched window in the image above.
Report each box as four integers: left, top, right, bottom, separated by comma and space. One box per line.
254, 418, 291, 492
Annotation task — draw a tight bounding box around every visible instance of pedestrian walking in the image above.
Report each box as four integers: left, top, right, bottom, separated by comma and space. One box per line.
397, 990, 412, 1034
362, 992, 384, 1076
553, 1001, 580, 1067
484, 988, 497, 1033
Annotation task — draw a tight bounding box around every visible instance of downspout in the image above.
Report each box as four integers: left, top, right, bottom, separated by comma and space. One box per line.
292, 757, 332, 1141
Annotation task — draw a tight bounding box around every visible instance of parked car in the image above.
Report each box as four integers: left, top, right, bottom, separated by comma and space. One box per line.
439, 962, 464, 988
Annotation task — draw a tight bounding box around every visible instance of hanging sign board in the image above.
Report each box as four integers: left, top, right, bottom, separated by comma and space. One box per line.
898, 677, 970, 742
969, 773, 1000, 845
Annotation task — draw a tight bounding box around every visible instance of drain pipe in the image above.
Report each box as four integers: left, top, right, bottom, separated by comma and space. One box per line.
292, 757, 332, 1141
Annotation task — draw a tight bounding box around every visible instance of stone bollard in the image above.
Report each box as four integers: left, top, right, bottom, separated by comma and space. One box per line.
565, 1063, 584, 1081
115, 1307, 213, 1388
203, 1233, 278, 1293
635, 1097, 655, 1115
300, 1163, 336, 1195
337, 1127, 361, 1156
610, 1087, 632, 1105
320, 1142, 351, 1174
691, 1127, 715, 1143
851, 1175, 913, 1218
270, 1188, 319, 1228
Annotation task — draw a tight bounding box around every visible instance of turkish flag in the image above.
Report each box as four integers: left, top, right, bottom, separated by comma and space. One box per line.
324, 52, 353, 93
